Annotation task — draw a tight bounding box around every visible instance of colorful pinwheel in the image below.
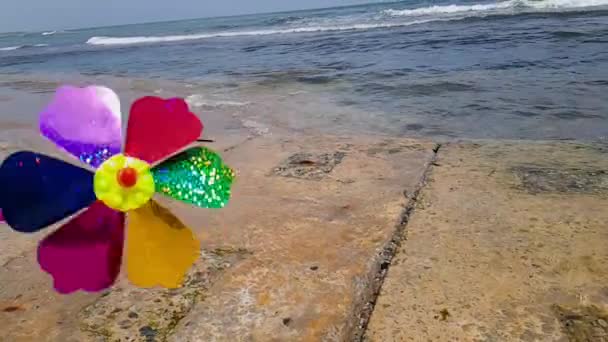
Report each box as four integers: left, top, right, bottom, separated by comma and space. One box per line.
0, 86, 235, 294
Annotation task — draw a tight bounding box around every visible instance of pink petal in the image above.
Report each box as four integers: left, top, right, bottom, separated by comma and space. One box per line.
38, 201, 124, 294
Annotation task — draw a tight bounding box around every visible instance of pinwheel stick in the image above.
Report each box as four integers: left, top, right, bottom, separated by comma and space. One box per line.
197, 139, 215, 143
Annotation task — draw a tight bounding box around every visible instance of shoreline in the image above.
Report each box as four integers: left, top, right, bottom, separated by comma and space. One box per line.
2, 72, 607, 143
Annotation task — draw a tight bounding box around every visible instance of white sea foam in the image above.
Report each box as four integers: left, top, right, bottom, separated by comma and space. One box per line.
0, 44, 48, 51
383, 0, 608, 16
0, 46, 22, 51
525, 0, 608, 8
242, 119, 270, 136
42, 30, 56, 36
186, 94, 250, 108
383, 2, 512, 16
86, 20, 434, 46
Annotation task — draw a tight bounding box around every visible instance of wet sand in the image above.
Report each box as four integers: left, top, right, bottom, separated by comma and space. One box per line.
0, 75, 607, 341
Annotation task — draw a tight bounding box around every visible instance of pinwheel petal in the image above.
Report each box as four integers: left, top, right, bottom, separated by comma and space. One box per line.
152, 147, 235, 208
126, 200, 199, 288
38, 201, 125, 294
0, 151, 96, 233
124, 97, 203, 165
40, 85, 122, 168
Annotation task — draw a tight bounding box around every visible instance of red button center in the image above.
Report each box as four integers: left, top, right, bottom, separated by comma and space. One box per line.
117, 167, 138, 188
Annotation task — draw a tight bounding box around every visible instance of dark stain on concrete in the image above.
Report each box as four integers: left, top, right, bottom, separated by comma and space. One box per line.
272, 152, 346, 180
139, 325, 158, 342
553, 304, 608, 342
512, 166, 608, 195
2, 305, 23, 313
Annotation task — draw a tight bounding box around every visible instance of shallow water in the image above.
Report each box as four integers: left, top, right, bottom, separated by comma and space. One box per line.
1, 0, 607, 140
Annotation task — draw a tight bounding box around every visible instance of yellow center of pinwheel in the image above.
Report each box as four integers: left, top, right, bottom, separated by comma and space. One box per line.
94, 154, 155, 212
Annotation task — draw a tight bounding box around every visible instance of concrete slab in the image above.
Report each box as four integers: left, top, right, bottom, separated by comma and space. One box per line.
0, 134, 437, 341
365, 141, 608, 341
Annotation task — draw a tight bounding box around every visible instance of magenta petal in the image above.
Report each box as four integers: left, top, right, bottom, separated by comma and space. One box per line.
38, 201, 125, 294
39, 85, 122, 168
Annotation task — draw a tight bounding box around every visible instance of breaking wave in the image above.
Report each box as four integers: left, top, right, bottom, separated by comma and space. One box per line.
0, 46, 22, 51
383, 0, 608, 16
0, 44, 48, 51
383, 2, 513, 16
86, 20, 433, 46
85, 0, 608, 46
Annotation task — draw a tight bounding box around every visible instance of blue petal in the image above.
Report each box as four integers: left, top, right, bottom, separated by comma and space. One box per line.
0, 151, 96, 233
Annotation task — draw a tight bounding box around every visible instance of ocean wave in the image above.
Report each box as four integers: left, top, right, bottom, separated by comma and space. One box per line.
526, 0, 608, 8
265, 15, 305, 25
85, 0, 608, 47
383, 0, 608, 16
384, 2, 512, 16
0, 44, 49, 51
86, 20, 434, 46
42, 30, 56, 36
0, 46, 22, 51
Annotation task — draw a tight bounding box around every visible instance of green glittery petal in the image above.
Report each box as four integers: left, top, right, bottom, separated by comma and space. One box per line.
151, 147, 235, 208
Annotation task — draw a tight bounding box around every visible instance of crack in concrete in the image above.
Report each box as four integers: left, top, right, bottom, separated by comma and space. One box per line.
223, 135, 257, 153
352, 142, 443, 342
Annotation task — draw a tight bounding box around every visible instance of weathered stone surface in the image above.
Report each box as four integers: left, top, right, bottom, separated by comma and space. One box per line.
553, 304, 608, 341
365, 141, 608, 341
271, 151, 346, 180
79, 248, 251, 342
0, 133, 436, 341
512, 165, 608, 195
168, 135, 436, 341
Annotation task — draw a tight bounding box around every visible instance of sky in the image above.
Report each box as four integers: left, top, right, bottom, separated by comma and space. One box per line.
0, 0, 371, 32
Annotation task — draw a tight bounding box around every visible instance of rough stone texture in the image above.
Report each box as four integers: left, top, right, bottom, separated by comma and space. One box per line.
365, 141, 608, 341
79, 247, 252, 342
169, 135, 435, 341
271, 151, 346, 180
0, 133, 436, 341
512, 166, 608, 195
553, 304, 608, 342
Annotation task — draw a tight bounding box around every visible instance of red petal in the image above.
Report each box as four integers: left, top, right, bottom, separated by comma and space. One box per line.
124, 97, 203, 164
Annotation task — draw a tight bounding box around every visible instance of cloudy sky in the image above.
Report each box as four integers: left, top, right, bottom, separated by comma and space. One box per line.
0, 0, 372, 32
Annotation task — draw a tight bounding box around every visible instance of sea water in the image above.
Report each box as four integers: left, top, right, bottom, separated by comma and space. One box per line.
1, 0, 607, 140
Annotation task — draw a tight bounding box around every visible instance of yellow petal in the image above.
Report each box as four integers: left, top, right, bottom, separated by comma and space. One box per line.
126, 200, 200, 288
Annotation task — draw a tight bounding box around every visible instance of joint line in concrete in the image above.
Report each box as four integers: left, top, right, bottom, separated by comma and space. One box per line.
352, 142, 443, 341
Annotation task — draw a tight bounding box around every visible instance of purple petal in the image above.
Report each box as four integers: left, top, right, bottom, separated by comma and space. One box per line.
38, 201, 125, 294
40, 85, 122, 168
